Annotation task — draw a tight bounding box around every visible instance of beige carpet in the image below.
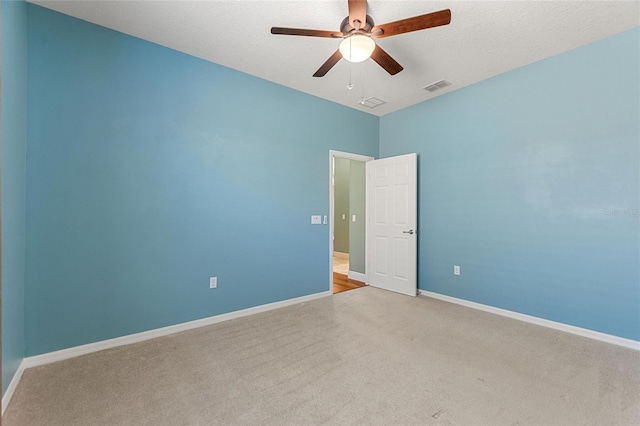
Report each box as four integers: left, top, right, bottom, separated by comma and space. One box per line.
5, 287, 640, 426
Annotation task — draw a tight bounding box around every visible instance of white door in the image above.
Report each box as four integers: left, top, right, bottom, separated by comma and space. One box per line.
366, 153, 417, 296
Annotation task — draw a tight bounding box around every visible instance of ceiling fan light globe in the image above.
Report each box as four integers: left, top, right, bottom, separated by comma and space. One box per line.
339, 35, 375, 63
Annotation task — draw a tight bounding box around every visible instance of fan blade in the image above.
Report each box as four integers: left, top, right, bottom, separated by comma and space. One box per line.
348, 0, 367, 29
370, 45, 403, 75
271, 27, 342, 38
372, 9, 451, 39
313, 49, 343, 77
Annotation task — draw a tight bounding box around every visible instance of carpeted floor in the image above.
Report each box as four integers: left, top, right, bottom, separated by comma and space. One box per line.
4, 287, 640, 425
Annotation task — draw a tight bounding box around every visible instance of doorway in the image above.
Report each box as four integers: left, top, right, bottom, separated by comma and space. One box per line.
329, 151, 373, 294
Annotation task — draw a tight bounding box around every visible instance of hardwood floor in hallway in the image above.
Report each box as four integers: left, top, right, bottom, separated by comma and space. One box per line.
333, 272, 366, 294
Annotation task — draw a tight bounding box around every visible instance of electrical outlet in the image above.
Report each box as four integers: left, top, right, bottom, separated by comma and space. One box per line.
453, 265, 460, 276
209, 277, 217, 288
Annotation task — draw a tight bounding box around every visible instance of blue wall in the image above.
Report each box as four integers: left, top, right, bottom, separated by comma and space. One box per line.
380, 28, 640, 341
25, 5, 378, 356
3, 3, 636, 373
1, 0, 28, 393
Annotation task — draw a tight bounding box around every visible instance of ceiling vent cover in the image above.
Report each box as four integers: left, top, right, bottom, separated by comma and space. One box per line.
359, 97, 386, 108
423, 79, 452, 92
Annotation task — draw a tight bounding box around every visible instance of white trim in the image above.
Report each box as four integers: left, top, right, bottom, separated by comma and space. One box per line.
419, 290, 640, 351
348, 271, 366, 282
328, 150, 374, 293
329, 150, 375, 163
2, 359, 26, 415
22, 290, 331, 369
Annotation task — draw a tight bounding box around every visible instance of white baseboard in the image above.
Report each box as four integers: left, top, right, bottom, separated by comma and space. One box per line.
347, 271, 366, 282
419, 290, 640, 351
2, 359, 26, 415
2, 291, 326, 413
22, 290, 331, 370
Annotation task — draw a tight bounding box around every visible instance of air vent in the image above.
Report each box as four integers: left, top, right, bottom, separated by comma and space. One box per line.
423, 79, 452, 92
358, 97, 386, 108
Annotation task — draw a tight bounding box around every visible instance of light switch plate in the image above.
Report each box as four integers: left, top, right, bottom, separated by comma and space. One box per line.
311, 215, 322, 224
453, 265, 460, 276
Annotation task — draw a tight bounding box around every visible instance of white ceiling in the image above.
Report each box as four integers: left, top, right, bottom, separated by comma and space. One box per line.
30, 0, 640, 116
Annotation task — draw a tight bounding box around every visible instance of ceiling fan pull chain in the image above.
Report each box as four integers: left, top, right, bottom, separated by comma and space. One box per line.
360, 65, 366, 104
347, 37, 355, 90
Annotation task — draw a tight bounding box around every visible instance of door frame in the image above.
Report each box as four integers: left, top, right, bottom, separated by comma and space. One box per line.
328, 150, 374, 293
1, 3, 4, 416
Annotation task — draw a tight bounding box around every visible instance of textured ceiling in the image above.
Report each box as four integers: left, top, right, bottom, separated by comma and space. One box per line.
30, 0, 640, 116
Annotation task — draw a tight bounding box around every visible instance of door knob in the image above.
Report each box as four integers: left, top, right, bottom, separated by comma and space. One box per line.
402, 230, 415, 235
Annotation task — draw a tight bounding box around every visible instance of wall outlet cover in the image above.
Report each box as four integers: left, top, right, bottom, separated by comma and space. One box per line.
210, 277, 217, 288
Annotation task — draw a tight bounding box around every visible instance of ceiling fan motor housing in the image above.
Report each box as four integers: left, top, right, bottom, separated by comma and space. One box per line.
340, 15, 375, 35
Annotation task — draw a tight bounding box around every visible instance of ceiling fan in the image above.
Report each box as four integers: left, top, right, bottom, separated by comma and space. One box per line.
271, 0, 451, 77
